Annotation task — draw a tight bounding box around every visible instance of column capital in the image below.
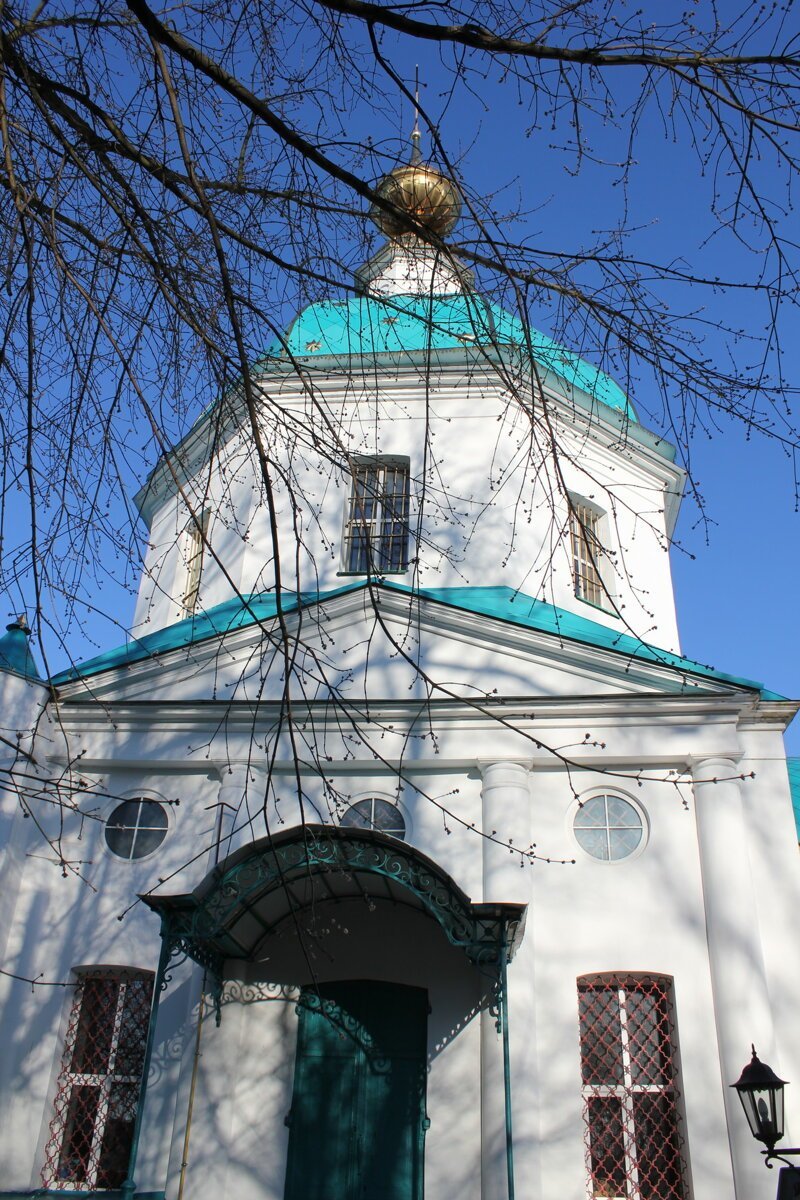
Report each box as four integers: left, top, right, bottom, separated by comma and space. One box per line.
689, 755, 743, 783
210, 760, 256, 785
478, 760, 531, 781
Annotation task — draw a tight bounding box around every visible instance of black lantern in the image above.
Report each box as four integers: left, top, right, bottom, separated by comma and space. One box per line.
732, 1046, 787, 1153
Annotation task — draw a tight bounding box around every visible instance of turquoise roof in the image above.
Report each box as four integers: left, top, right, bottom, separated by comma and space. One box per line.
788, 758, 800, 840
51, 581, 774, 696
267, 294, 635, 420
0, 621, 41, 680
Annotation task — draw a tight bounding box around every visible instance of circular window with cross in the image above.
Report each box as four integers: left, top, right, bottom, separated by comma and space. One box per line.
104, 799, 169, 860
572, 793, 646, 862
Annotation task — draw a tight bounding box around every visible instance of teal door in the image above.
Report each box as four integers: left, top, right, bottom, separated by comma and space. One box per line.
284, 980, 429, 1200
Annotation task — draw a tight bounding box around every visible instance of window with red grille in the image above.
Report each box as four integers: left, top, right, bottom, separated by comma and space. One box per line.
578, 974, 688, 1200
42, 970, 153, 1190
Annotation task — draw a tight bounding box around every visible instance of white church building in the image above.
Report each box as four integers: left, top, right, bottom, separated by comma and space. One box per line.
0, 145, 799, 1200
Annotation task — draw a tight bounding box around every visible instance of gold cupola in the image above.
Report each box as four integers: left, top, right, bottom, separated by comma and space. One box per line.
369, 122, 461, 240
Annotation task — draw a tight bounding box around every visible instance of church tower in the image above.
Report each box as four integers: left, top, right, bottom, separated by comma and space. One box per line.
132, 139, 684, 658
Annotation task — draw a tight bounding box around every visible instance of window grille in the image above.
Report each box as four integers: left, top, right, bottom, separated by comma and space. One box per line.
344, 461, 410, 574
578, 974, 687, 1200
42, 970, 154, 1190
570, 502, 606, 607
181, 512, 209, 617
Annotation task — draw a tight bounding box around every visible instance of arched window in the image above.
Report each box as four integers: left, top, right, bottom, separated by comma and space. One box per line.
340, 797, 406, 840
181, 511, 209, 617
578, 974, 688, 1199
569, 496, 610, 608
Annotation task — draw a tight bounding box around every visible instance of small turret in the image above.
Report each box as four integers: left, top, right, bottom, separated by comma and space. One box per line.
0, 615, 41, 680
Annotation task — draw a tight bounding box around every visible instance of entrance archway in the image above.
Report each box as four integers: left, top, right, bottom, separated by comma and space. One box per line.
139, 825, 526, 1200
143, 824, 526, 1009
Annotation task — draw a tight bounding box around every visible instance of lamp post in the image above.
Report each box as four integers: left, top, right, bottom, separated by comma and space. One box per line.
732, 1048, 800, 1198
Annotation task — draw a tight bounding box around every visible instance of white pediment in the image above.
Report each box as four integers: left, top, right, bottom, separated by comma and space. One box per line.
54, 585, 752, 708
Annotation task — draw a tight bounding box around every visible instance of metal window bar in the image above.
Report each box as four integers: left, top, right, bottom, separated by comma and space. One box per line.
345, 462, 410, 573
570, 503, 605, 607
578, 975, 688, 1200
182, 513, 209, 617
42, 971, 154, 1191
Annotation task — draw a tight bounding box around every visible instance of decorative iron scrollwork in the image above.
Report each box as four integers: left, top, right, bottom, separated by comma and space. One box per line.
147, 826, 525, 1018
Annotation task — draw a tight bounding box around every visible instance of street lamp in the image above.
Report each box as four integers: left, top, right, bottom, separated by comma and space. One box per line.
731, 1046, 787, 1155
732, 1048, 800, 1198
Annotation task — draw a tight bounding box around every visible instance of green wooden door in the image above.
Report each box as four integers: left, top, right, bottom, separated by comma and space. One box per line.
284, 980, 429, 1200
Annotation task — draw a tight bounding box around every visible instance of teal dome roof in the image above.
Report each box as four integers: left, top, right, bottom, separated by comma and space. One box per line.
269, 294, 635, 420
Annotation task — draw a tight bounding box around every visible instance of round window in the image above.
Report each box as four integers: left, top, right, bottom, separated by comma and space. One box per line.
105, 799, 169, 860
340, 797, 406, 840
573, 794, 644, 862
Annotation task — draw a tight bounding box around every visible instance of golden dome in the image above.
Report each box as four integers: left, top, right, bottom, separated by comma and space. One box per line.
370, 161, 461, 239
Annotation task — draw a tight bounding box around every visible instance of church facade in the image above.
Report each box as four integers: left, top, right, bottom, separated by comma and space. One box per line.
0, 150, 798, 1200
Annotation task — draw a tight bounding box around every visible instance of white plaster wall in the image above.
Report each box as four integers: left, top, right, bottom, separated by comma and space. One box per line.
135, 960, 202, 1193
4, 265, 797, 1200
0, 762, 221, 1189
0, 869, 166, 1188
0, 673, 51, 966
132, 498, 185, 630
520, 765, 739, 1200
92, 583, 703, 718
0, 752, 488, 1191
133, 432, 255, 633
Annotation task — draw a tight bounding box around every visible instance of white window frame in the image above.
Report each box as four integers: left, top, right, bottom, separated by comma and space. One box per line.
103, 796, 171, 862
341, 458, 411, 575
339, 795, 407, 840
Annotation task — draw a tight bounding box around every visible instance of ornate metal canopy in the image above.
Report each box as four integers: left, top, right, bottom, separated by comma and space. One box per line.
143, 824, 526, 994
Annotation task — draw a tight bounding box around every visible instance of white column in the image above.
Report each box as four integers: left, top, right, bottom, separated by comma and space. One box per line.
481, 1003, 508, 1200
692, 756, 777, 1200
479, 762, 531, 1200
212, 762, 262, 863
480, 761, 531, 903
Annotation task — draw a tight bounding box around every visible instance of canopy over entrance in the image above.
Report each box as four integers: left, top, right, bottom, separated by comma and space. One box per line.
143, 825, 526, 1001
